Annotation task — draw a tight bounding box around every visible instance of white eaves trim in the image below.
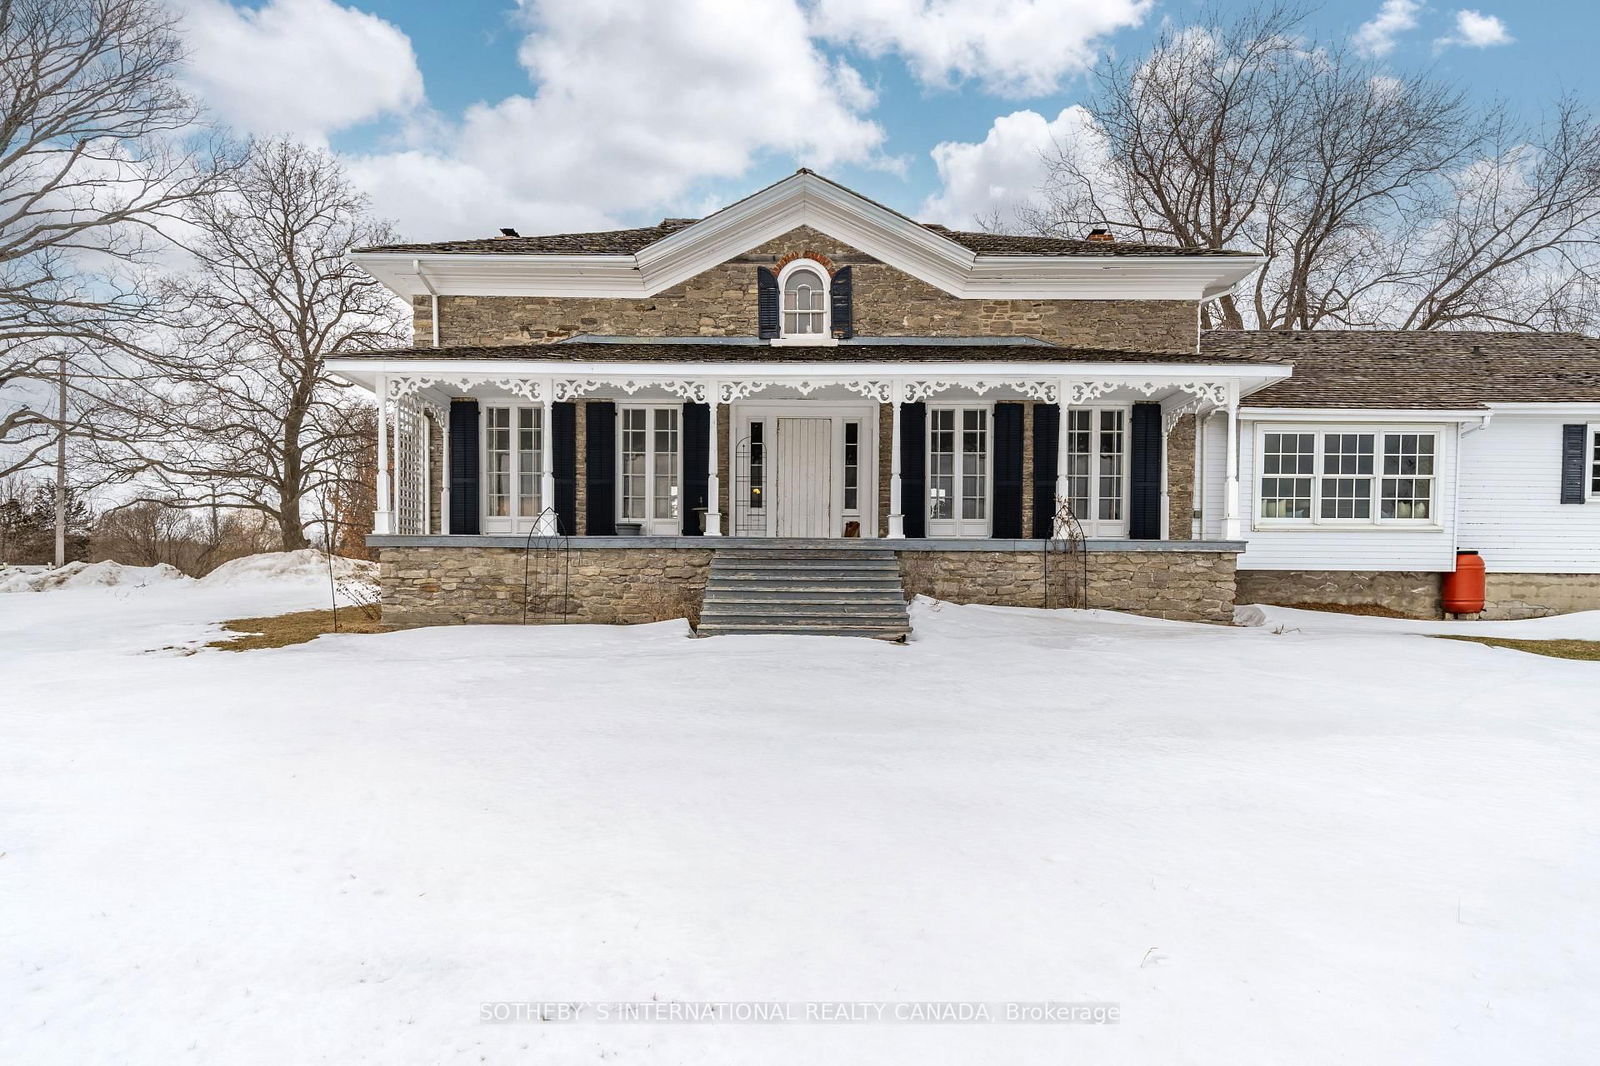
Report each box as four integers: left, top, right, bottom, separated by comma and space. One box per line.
1240, 406, 1492, 423
354, 172, 1265, 303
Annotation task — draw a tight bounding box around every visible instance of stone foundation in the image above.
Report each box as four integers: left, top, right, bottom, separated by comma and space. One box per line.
1234, 569, 1444, 618
900, 549, 1238, 624
380, 546, 713, 627
378, 541, 1241, 628
1479, 573, 1600, 620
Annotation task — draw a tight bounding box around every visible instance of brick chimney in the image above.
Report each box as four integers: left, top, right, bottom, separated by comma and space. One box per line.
1087, 227, 1114, 242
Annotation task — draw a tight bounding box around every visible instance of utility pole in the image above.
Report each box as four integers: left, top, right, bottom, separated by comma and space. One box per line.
54, 353, 67, 568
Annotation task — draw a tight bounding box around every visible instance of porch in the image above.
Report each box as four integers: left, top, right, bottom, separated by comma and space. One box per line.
330, 346, 1287, 546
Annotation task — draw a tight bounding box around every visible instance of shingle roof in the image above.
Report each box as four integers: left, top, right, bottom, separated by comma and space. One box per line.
333, 338, 1282, 366
357, 221, 1249, 259
1205, 330, 1600, 408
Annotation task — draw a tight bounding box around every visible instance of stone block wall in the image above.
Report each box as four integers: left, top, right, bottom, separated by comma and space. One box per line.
899, 549, 1238, 624
420, 227, 1198, 353
379, 546, 713, 627
1234, 569, 1444, 618
1480, 573, 1600, 620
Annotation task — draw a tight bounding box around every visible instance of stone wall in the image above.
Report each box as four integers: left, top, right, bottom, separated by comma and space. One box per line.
1165, 413, 1196, 540
379, 543, 1240, 628
900, 549, 1237, 624
379, 546, 713, 627
1234, 570, 1445, 618
1480, 573, 1600, 620
422, 227, 1197, 353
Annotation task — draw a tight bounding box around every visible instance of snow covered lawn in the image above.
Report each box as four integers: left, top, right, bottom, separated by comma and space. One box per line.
4, 565, 1599, 1064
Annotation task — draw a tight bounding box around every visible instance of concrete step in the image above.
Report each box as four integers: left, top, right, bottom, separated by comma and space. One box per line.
697, 546, 911, 640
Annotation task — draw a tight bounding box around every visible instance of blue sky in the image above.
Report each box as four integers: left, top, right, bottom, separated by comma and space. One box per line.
176, 0, 1597, 241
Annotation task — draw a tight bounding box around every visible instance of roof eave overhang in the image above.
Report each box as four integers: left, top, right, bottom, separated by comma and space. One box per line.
352, 172, 1267, 303
329, 356, 1289, 395
1240, 406, 1491, 421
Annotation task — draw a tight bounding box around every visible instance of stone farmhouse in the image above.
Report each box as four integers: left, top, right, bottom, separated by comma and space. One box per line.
328, 171, 1600, 636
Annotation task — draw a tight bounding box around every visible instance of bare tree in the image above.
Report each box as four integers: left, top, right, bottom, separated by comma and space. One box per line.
97, 139, 407, 549
1027, 2, 1600, 333
0, 0, 217, 478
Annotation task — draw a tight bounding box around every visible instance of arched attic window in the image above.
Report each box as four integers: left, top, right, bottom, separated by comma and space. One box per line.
779, 260, 829, 339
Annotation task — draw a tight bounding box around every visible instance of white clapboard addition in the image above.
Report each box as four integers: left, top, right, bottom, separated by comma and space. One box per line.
1458, 411, 1600, 573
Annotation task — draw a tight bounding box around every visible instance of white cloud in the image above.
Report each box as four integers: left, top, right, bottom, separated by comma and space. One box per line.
919, 106, 1106, 230
808, 0, 1151, 97
180, 0, 424, 140
1352, 0, 1422, 57
1436, 10, 1514, 50
343, 0, 887, 241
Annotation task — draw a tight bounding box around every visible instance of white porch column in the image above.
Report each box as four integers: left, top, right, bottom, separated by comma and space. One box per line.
374, 374, 392, 534
539, 390, 558, 535
1158, 409, 1173, 541
1224, 386, 1242, 541
704, 385, 723, 536
1053, 381, 1072, 536
887, 381, 905, 538
1192, 408, 1207, 539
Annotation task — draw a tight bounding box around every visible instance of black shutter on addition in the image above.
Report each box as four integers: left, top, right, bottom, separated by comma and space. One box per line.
1561, 424, 1588, 504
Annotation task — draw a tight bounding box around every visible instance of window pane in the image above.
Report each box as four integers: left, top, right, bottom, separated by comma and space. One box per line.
1097, 409, 1124, 521
1381, 434, 1435, 519
1260, 432, 1315, 518
621, 409, 646, 520
517, 408, 542, 517
962, 410, 987, 520
842, 421, 859, 512
749, 421, 765, 510
1065, 409, 1091, 520
653, 408, 679, 521
929, 409, 955, 520
781, 268, 825, 334
1319, 433, 1372, 519
486, 407, 511, 518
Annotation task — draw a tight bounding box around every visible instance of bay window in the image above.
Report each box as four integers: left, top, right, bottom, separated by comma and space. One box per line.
1257, 427, 1439, 526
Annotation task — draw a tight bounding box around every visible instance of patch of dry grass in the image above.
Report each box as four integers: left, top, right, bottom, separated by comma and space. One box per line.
1435, 635, 1600, 661
208, 607, 392, 652
1275, 601, 1419, 619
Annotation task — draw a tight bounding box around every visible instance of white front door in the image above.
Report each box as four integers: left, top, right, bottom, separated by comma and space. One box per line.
776, 418, 833, 537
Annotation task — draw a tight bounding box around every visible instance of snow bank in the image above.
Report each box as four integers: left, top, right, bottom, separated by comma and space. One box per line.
1237, 602, 1600, 640
0, 560, 191, 594
196, 549, 376, 588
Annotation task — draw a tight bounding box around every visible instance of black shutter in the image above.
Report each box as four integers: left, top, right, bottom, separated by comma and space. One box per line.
830, 265, 853, 339
682, 402, 710, 534
1561, 424, 1588, 504
757, 267, 779, 339
585, 401, 617, 535
992, 403, 1025, 538
552, 401, 577, 535
901, 402, 927, 538
447, 399, 480, 535
1129, 402, 1162, 539
1032, 403, 1060, 538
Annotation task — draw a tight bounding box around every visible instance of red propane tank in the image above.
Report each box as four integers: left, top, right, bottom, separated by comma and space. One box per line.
1442, 550, 1486, 615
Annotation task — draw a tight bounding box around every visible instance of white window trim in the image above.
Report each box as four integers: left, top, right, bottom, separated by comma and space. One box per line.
481, 403, 545, 533
616, 403, 684, 536
771, 258, 839, 347
1588, 423, 1600, 502
926, 403, 993, 538
1063, 405, 1131, 538
1252, 423, 1444, 531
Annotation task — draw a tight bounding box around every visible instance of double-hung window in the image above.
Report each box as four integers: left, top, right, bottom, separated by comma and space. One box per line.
928, 406, 989, 537
482, 405, 544, 532
1062, 407, 1128, 536
619, 406, 681, 535
1257, 427, 1440, 527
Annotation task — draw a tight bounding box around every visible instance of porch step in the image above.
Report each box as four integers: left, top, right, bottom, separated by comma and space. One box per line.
697, 548, 910, 640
